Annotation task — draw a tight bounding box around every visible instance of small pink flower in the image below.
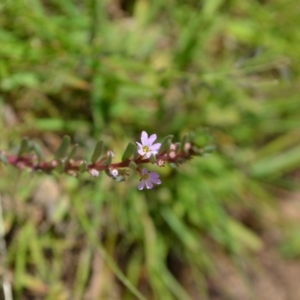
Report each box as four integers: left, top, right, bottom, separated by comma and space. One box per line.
89, 169, 99, 177
136, 131, 161, 159
109, 168, 119, 177
138, 168, 161, 190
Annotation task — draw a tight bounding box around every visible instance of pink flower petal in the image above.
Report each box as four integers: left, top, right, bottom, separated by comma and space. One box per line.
149, 172, 159, 179
138, 181, 145, 190
138, 149, 145, 156
146, 180, 153, 189
137, 168, 161, 190
147, 134, 157, 145
136, 142, 142, 148
136, 142, 144, 155
152, 178, 161, 185
150, 143, 161, 151
149, 172, 161, 185
141, 131, 148, 145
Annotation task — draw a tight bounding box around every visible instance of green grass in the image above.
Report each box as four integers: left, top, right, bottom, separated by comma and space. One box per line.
1, 0, 300, 299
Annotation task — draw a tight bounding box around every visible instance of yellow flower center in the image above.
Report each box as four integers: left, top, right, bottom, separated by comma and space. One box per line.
141, 173, 149, 180
142, 146, 149, 153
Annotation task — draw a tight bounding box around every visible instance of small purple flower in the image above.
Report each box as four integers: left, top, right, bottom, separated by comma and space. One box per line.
138, 168, 161, 190
136, 131, 161, 159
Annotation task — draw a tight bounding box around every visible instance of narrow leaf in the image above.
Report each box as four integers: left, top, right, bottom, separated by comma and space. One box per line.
91, 140, 104, 163
149, 154, 156, 164
122, 142, 136, 162
54, 136, 70, 159
159, 135, 173, 153
66, 144, 78, 163
32, 143, 42, 163
55, 160, 64, 173
18, 137, 30, 156
202, 144, 215, 154
161, 207, 198, 252
174, 142, 181, 153
133, 148, 140, 159
102, 152, 113, 166
180, 135, 189, 152
250, 146, 300, 178
79, 161, 88, 172
168, 162, 178, 168
112, 174, 126, 182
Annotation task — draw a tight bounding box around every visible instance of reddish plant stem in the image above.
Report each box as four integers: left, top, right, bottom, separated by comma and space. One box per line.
1, 148, 196, 175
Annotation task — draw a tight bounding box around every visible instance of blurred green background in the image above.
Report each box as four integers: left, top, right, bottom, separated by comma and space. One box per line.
1, 0, 300, 299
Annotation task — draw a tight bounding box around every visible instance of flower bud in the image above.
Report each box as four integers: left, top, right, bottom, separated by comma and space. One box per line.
89, 169, 99, 177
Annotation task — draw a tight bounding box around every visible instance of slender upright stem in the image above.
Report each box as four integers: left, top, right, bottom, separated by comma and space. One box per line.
89, 0, 104, 133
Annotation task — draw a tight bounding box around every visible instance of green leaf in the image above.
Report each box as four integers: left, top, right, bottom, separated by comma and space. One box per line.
111, 174, 126, 182
54, 136, 70, 159
174, 142, 181, 153
168, 162, 178, 168
102, 152, 113, 166
149, 154, 156, 164
91, 140, 104, 163
250, 146, 300, 178
181, 134, 191, 154
0, 153, 7, 164
159, 135, 173, 153
55, 159, 64, 173
122, 142, 136, 162
227, 219, 262, 252
202, 144, 215, 154
32, 143, 42, 164
193, 128, 213, 147
79, 161, 88, 172
66, 144, 78, 163
161, 207, 199, 252
133, 148, 140, 159
193, 144, 216, 156
18, 137, 30, 156
129, 161, 137, 171
180, 134, 189, 151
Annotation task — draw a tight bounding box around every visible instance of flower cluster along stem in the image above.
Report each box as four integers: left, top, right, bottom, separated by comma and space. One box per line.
1, 131, 211, 190
3, 149, 194, 173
